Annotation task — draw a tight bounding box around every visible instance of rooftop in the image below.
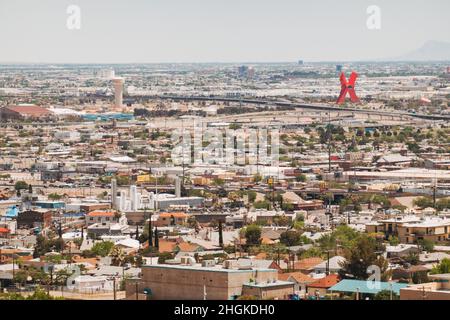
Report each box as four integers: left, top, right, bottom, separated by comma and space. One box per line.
329, 279, 409, 295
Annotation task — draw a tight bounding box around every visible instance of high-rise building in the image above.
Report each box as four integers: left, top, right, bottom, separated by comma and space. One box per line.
238, 65, 249, 78
97, 68, 115, 79
112, 77, 125, 108
238, 65, 254, 79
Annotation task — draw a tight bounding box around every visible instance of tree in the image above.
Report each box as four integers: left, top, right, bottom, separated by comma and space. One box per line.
253, 174, 262, 183
244, 224, 261, 246
417, 239, 434, 252
246, 191, 257, 203
253, 200, 271, 210
91, 241, 114, 257
154, 227, 159, 249
15, 181, 28, 191
273, 215, 290, 227
436, 198, 450, 211
374, 290, 399, 300
48, 193, 63, 200
187, 216, 197, 229
318, 225, 360, 252
430, 258, 450, 274
33, 235, 65, 258
280, 230, 302, 247
339, 235, 386, 280
148, 218, 153, 247
0, 287, 62, 300
218, 221, 224, 248
295, 174, 307, 182
388, 236, 400, 246
110, 246, 126, 266
404, 252, 420, 266
413, 197, 434, 209
299, 247, 323, 259
158, 252, 173, 264
213, 178, 225, 186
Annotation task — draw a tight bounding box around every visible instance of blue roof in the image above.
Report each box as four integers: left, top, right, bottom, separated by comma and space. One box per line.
329, 279, 409, 295
5, 205, 18, 218
82, 113, 134, 121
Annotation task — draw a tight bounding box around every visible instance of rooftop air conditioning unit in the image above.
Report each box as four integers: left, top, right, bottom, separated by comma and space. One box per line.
180, 256, 196, 265
202, 260, 216, 268
223, 260, 236, 269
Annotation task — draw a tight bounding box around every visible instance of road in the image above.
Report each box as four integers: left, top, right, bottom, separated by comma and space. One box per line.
146, 95, 450, 121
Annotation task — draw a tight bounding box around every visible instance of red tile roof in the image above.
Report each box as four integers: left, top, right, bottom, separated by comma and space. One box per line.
6, 105, 50, 117
308, 274, 339, 289
278, 272, 315, 283
294, 257, 324, 271
159, 212, 188, 218
87, 211, 116, 217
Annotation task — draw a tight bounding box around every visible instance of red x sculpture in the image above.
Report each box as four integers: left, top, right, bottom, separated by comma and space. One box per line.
336, 71, 360, 104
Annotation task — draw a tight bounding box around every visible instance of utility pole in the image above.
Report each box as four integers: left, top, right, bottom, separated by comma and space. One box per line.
148, 214, 153, 247
432, 179, 437, 209
113, 277, 117, 300
327, 112, 332, 173
135, 282, 139, 300
326, 251, 330, 275
389, 283, 393, 301
12, 254, 15, 280
218, 220, 223, 248
181, 119, 186, 195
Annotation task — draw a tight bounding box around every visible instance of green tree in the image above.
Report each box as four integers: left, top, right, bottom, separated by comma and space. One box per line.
280, 230, 302, 247
413, 197, 434, 209
374, 290, 399, 300
48, 193, 63, 200
404, 252, 420, 266
110, 246, 126, 266
295, 174, 307, 182
430, 258, 450, 274
158, 252, 174, 264
213, 178, 225, 186
244, 224, 262, 246
253, 200, 271, 210
15, 181, 29, 191
91, 241, 114, 257
246, 191, 257, 203
417, 239, 434, 252
388, 236, 400, 246
339, 235, 387, 280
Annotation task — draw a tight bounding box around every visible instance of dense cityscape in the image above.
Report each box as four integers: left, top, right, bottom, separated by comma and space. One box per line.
0, 60, 449, 301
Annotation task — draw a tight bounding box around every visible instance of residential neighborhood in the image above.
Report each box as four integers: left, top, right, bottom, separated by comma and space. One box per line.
0, 0, 449, 306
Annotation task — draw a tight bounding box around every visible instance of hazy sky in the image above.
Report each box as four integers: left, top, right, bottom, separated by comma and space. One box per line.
0, 0, 449, 63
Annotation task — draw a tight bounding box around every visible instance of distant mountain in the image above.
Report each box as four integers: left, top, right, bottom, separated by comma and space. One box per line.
393, 40, 450, 61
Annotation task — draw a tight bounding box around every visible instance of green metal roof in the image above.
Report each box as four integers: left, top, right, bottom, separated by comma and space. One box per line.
329, 280, 409, 295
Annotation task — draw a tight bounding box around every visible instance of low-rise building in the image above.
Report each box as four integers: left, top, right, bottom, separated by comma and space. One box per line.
400, 274, 450, 300
17, 210, 52, 229
125, 259, 284, 300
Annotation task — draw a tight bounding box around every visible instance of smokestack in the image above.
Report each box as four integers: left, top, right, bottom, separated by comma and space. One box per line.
130, 185, 138, 211
111, 178, 118, 209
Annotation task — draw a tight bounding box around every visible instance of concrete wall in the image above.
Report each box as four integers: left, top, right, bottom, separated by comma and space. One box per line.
242, 284, 294, 299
